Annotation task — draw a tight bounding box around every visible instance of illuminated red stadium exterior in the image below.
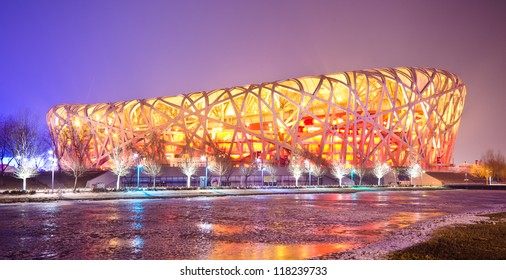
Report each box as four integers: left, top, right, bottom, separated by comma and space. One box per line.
47, 67, 466, 168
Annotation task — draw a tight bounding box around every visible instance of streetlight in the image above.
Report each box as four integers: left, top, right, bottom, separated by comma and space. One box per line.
257, 158, 264, 187
48, 150, 56, 193
350, 168, 356, 186
137, 164, 143, 188
133, 153, 141, 188
305, 159, 312, 186
201, 155, 208, 188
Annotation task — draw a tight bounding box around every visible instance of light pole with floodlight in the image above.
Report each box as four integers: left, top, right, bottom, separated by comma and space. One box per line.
137, 164, 142, 188
133, 153, 141, 188
257, 158, 264, 187
305, 159, 312, 186
201, 155, 208, 188
48, 150, 57, 193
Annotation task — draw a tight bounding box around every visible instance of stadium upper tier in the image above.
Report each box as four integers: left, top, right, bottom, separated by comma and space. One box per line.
47, 67, 466, 168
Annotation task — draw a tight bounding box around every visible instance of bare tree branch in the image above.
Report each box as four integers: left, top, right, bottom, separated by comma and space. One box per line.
59, 121, 92, 192
239, 161, 257, 187
373, 161, 390, 186
288, 153, 304, 187
110, 147, 135, 190
179, 156, 198, 188
264, 163, 277, 186
142, 158, 162, 188
331, 160, 349, 187
209, 153, 233, 187
14, 158, 38, 191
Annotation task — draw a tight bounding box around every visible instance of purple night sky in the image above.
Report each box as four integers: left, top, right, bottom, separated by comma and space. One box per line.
1, 0, 505, 165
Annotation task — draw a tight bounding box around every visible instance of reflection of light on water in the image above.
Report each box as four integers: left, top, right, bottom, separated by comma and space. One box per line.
351, 193, 358, 201
42, 204, 59, 229
109, 238, 119, 248
319, 211, 444, 240
377, 195, 388, 202
40, 203, 60, 258
131, 201, 144, 230
205, 242, 357, 260
389, 211, 443, 228
131, 235, 144, 254
132, 201, 144, 214
108, 213, 119, 221
199, 223, 212, 233
106, 236, 144, 254
134, 221, 143, 230
198, 223, 248, 235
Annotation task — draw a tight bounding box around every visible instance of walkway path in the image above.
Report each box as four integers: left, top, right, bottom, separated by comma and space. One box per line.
0, 186, 447, 203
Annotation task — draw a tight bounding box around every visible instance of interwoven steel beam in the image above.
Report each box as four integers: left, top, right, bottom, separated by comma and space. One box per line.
47, 67, 466, 168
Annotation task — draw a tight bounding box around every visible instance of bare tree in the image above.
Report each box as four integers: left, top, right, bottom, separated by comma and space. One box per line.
141, 158, 162, 188
239, 161, 256, 187
0, 115, 15, 186
7, 111, 49, 165
209, 154, 233, 187
60, 156, 88, 192
264, 163, 277, 186
406, 163, 422, 185
354, 167, 366, 185
288, 153, 304, 187
331, 160, 349, 187
179, 157, 198, 188
480, 149, 506, 182
59, 121, 92, 192
32, 154, 49, 170
311, 163, 326, 185
110, 147, 135, 190
390, 166, 404, 186
470, 163, 491, 184
14, 158, 38, 191
373, 161, 390, 186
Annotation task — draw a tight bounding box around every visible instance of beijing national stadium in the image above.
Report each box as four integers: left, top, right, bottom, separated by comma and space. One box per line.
47, 67, 466, 169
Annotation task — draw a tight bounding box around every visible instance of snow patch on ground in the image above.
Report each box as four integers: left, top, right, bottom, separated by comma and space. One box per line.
320, 205, 506, 260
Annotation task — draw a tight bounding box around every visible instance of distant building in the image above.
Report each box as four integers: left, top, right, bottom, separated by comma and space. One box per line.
47, 67, 466, 169
0, 163, 15, 173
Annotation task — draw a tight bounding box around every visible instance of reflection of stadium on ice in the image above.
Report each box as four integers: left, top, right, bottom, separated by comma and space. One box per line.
47, 67, 465, 169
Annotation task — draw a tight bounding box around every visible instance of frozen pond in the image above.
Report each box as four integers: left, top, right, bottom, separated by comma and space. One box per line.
0, 190, 505, 259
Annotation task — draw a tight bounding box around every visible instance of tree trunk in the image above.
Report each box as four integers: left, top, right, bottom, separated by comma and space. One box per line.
73, 176, 78, 192
339, 177, 342, 187
218, 176, 221, 187
116, 175, 120, 190
187, 175, 190, 188
359, 176, 362, 185
23, 178, 27, 191
378, 177, 381, 186
153, 177, 156, 188
295, 177, 298, 187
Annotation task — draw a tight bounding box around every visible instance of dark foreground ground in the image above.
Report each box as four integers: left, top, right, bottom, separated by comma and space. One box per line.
388, 212, 506, 259
0, 189, 505, 260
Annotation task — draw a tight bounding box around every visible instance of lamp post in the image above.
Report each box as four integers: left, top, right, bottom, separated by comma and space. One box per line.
201, 155, 208, 188
350, 168, 355, 186
133, 153, 141, 188
48, 150, 56, 193
137, 164, 142, 188
257, 158, 264, 187
305, 159, 312, 186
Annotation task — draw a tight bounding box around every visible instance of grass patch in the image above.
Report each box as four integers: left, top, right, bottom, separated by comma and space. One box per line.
388, 212, 506, 260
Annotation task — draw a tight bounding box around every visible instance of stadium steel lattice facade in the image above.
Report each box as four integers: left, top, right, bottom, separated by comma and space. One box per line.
47, 67, 466, 169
